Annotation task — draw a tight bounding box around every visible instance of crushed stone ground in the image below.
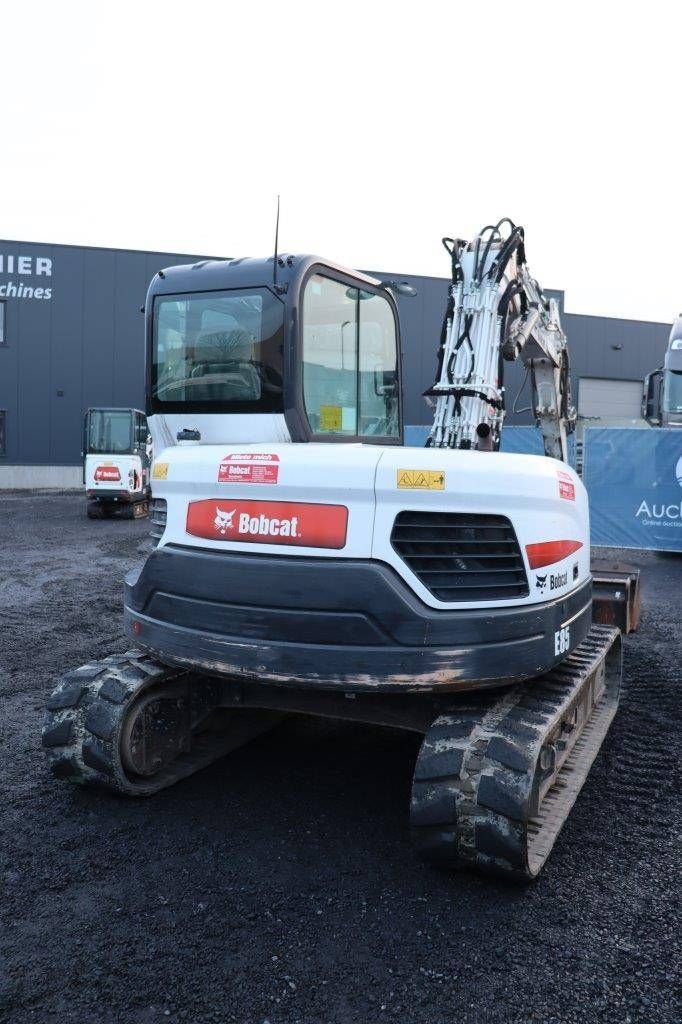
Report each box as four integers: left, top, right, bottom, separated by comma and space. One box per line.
1, 493, 680, 1023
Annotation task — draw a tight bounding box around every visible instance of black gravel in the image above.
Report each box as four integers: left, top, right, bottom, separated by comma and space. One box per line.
1, 493, 680, 1024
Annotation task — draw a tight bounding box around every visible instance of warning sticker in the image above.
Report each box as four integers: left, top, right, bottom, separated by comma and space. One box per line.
557, 470, 575, 501
219, 452, 279, 485
319, 405, 343, 432
397, 469, 446, 490
152, 462, 169, 480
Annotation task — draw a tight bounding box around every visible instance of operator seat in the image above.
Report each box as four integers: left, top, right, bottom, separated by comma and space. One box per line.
190, 328, 261, 401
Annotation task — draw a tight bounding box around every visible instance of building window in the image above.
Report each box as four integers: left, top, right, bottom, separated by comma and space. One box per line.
0, 411, 5, 456
0, 301, 5, 345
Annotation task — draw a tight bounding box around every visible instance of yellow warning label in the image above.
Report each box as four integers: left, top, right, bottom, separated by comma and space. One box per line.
397, 469, 446, 490
319, 405, 343, 431
152, 462, 169, 480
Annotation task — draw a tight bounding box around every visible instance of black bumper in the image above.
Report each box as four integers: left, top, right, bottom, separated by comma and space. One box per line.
124, 545, 593, 693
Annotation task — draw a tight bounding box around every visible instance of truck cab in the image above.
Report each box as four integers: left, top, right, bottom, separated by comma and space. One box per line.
642, 316, 682, 427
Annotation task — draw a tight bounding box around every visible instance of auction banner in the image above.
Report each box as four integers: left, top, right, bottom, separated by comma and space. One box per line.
583, 428, 682, 552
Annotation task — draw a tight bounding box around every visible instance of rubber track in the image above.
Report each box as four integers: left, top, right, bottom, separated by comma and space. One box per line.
410, 625, 622, 879
41, 650, 273, 796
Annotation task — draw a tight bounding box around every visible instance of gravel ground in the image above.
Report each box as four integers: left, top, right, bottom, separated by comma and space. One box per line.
1, 493, 680, 1024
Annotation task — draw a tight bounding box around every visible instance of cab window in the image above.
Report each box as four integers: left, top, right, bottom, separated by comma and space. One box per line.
134, 413, 148, 447
302, 274, 399, 438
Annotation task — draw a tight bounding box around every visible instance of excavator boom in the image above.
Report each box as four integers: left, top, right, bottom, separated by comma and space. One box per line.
426, 220, 576, 461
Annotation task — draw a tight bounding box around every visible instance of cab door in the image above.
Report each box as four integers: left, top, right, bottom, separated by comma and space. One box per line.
297, 269, 403, 445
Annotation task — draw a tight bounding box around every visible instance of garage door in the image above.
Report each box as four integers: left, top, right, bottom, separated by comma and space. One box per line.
578, 378, 643, 419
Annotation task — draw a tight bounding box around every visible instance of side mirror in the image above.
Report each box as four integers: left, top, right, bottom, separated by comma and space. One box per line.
643, 371, 661, 425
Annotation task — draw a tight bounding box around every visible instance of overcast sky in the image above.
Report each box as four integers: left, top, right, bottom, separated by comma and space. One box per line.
3, 1, 679, 323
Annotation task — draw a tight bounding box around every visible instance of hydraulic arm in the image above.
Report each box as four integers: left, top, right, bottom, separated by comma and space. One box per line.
426, 219, 576, 461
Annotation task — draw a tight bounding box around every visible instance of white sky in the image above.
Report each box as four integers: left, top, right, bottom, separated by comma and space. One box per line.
2, 1, 679, 323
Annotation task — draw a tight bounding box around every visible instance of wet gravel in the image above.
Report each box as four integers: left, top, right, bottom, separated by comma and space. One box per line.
1, 493, 680, 1024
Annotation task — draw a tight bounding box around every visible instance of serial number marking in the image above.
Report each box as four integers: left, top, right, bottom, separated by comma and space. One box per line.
554, 626, 571, 656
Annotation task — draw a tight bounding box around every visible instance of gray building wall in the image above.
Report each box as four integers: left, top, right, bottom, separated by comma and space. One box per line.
0, 243, 672, 478
0, 240, 209, 469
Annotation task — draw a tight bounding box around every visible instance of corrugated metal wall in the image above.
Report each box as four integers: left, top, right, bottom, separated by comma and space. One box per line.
0, 241, 206, 464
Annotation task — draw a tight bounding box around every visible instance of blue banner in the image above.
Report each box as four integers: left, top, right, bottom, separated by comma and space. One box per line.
583, 428, 682, 552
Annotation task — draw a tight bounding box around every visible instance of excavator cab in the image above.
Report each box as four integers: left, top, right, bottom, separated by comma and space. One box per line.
83, 407, 152, 518
147, 259, 404, 448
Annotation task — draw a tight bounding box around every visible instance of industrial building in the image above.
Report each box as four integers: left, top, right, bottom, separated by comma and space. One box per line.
0, 238, 671, 487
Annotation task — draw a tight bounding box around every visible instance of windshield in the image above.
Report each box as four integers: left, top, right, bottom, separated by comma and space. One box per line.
662, 370, 682, 413
87, 410, 133, 454
152, 288, 284, 412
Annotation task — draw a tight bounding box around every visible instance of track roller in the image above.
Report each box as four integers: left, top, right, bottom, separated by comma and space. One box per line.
410, 625, 622, 880
42, 650, 280, 796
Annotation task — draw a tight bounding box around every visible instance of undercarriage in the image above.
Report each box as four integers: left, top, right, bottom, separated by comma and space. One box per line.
43, 622, 621, 880
87, 496, 150, 520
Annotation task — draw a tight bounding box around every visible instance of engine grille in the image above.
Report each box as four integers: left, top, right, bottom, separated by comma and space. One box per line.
149, 498, 167, 547
391, 511, 529, 602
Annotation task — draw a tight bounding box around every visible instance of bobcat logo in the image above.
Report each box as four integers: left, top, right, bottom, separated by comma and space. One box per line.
214, 507, 236, 535
535, 574, 548, 592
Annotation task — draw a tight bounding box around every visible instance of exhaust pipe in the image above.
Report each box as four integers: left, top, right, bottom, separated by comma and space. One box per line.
476, 423, 493, 451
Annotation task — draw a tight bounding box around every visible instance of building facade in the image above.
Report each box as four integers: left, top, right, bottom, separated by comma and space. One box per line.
0, 240, 672, 487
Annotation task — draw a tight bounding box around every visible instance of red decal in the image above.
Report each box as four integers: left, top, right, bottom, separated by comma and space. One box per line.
186, 499, 348, 549
526, 539, 583, 569
218, 452, 280, 485
94, 466, 121, 482
557, 470, 575, 501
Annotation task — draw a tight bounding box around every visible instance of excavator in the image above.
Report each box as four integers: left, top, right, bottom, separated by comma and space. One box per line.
83, 407, 152, 519
43, 220, 638, 880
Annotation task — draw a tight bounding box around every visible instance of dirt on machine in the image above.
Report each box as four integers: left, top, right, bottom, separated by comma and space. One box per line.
44, 220, 640, 880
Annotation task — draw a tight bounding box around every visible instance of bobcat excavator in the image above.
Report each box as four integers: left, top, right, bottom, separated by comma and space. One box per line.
43, 220, 638, 880
83, 407, 152, 519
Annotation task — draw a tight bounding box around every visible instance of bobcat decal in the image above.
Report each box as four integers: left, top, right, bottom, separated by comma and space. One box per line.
535, 574, 548, 592
214, 508, 236, 535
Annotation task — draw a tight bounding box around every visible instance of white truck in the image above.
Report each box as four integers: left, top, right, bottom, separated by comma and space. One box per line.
642, 315, 682, 427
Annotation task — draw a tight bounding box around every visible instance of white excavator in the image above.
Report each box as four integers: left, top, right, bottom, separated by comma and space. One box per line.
43, 220, 639, 880
83, 407, 152, 519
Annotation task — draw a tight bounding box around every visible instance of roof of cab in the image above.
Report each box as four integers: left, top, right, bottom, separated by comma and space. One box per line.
145, 254, 383, 299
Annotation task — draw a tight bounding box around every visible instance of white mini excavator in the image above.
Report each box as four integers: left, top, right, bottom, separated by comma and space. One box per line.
83, 407, 152, 519
43, 220, 638, 879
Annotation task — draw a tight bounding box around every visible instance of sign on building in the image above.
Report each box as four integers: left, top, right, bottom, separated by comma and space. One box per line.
0, 252, 53, 300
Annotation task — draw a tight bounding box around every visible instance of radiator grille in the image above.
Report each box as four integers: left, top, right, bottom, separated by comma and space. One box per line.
391, 511, 529, 602
149, 498, 167, 547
